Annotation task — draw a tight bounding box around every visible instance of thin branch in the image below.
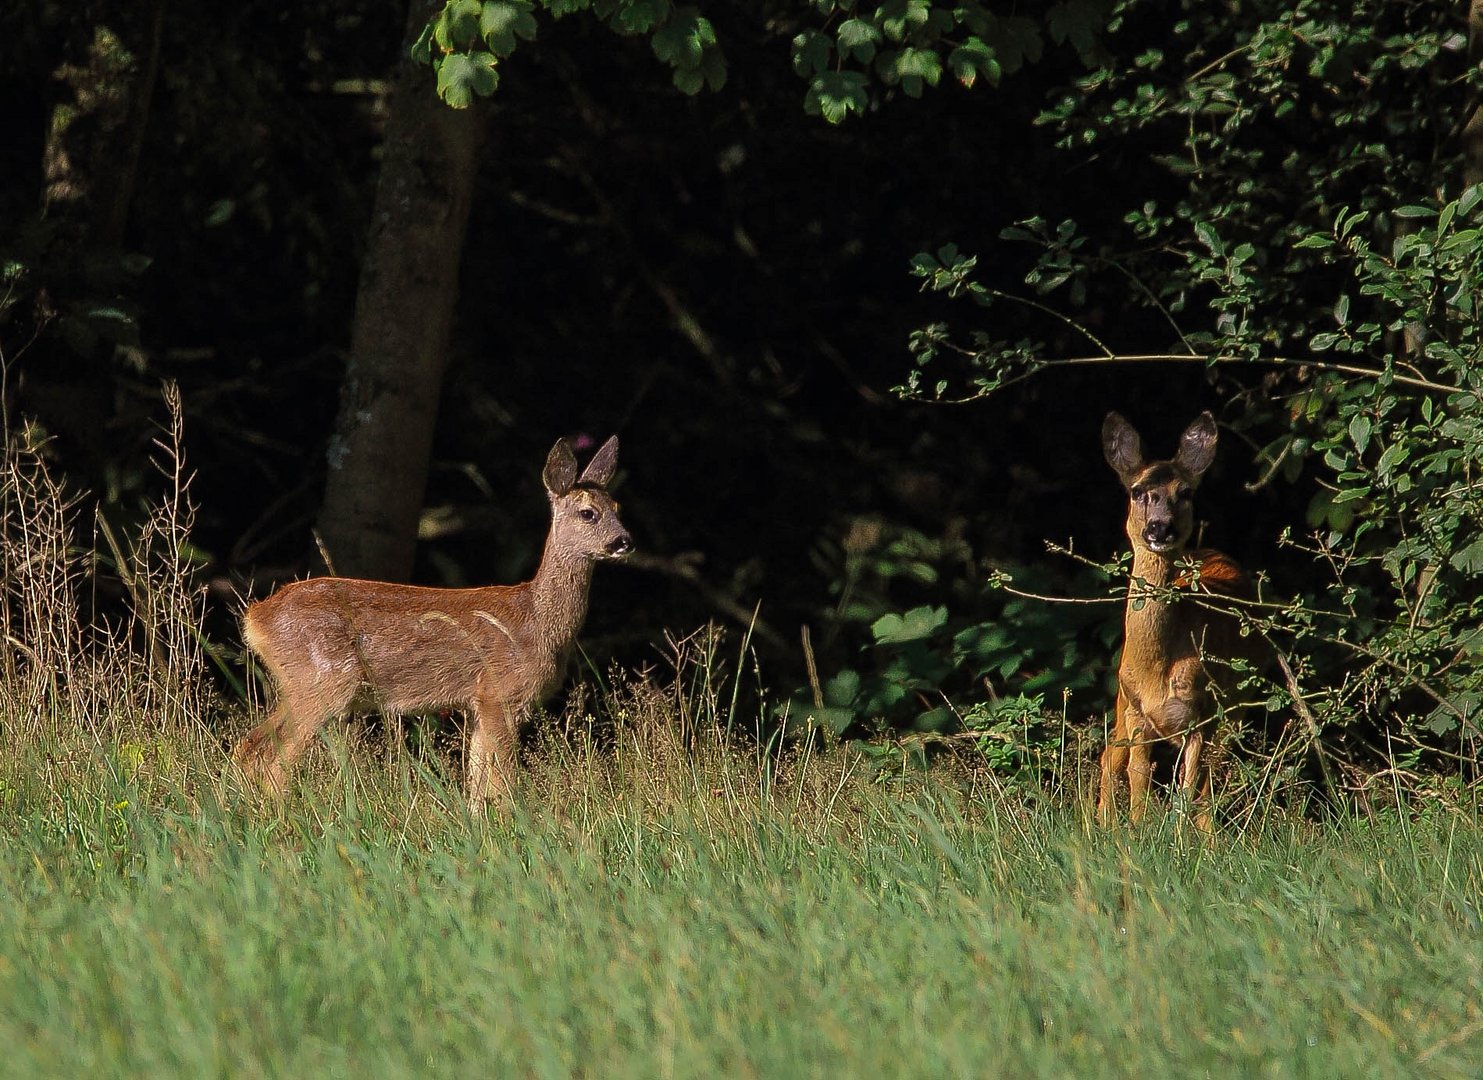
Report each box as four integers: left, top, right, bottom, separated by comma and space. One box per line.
1185, 43, 1256, 84
1091, 257, 1197, 355
906, 352, 1464, 404
991, 579, 1121, 606
1033, 352, 1462, 394
1271, 647, 1338, 800
978, 287, 1116, 358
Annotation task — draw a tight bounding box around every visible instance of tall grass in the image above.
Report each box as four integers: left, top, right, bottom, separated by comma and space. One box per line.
0, 742, 1478, 1078
0, 396, 1480, 1077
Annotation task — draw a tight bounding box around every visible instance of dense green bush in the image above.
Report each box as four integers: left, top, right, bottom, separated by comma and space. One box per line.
880, 0, 1482, 787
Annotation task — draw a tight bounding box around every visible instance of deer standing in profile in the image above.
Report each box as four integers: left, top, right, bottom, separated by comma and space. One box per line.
1098, 412, 1255, 828
234, 436, 632, 809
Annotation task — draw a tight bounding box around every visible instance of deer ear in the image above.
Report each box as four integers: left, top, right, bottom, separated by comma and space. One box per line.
1175, 412, 1218, 481
578, 435, 620, 488
543, 439, 579, 496
1102, 412, 1144, 482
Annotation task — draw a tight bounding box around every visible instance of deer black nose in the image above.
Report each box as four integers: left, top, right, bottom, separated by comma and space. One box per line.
607, 535, 633, 557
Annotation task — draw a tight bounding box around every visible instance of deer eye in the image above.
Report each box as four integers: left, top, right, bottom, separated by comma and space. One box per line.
578, 507, 599, 523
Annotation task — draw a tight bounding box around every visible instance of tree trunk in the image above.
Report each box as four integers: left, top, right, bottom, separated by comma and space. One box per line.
314, 1, 486, 582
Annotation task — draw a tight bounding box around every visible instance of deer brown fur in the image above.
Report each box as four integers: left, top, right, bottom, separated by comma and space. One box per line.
1098, 412, 1254, 828
234, 436, 632, 809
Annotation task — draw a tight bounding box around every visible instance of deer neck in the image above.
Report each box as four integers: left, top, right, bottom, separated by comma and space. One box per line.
528, 533, 595, 648
1124, 544, 1178, 649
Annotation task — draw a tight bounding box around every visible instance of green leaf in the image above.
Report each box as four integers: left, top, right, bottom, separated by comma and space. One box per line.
947, 37, 998, 88
890, 46, 943, 92
82, 305, 135, 326
909, 251, 941, 275
805, 70, 869, 124
836, 18, 881, 63
879, 0, 931, 43
1293, 234, 1333, 250
1046, 0, 1101, 53
791, 29, 832, 76
651, 8, 714, 67
436, 51, 498, 108
824, 669, 861, 708
984, 15, 1042, 75
434, 0, 483, 51
870, 605, 949, 645
203, 199, 235, 228
410, 21, 436, 64
1437, 199, 1456, 236
696, 49, 727, 92
611, 0, 669, 35
1450, 538, 1483, 575
783, 701, 856, 737
1348, 414, 1372, 455
1376, 441, 1407, 481
1422, 703, 1460, 737
481, 0, 538, 57
1193, 221, 1223, 256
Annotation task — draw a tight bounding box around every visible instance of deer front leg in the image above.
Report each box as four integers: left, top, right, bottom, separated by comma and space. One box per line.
467, 698, 523, 812
1098, 691, 1134, 825
1126, 719, 1153, 823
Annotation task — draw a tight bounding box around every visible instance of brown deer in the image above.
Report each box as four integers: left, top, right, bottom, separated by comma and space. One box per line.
1098, 411, 1255, 828
234, 436, 632, 809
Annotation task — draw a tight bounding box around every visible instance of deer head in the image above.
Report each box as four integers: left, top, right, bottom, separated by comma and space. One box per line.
1103, 412, 1217, 556
542, 435, 633, 561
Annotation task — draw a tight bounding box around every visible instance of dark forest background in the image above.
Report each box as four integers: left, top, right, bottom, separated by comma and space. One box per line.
3, 0, 1480, 786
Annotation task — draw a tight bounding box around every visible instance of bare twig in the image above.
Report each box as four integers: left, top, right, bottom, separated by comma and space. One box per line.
904, 351, 1463, 404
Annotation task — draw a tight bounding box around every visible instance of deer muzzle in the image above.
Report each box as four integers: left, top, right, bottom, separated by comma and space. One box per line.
1143, 519, 1179, 552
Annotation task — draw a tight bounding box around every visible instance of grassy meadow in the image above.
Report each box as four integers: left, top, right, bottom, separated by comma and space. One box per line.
0, 713, 1478, 1079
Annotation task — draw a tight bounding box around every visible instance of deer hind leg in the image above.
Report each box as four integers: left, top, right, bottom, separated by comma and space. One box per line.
1177, 727, 1209, 831
1098, 693, 1134, 825
234, 700, 293, 791
234, 677, 350, 796
1186, 719, 1232, 833
467, 698, 523, 812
